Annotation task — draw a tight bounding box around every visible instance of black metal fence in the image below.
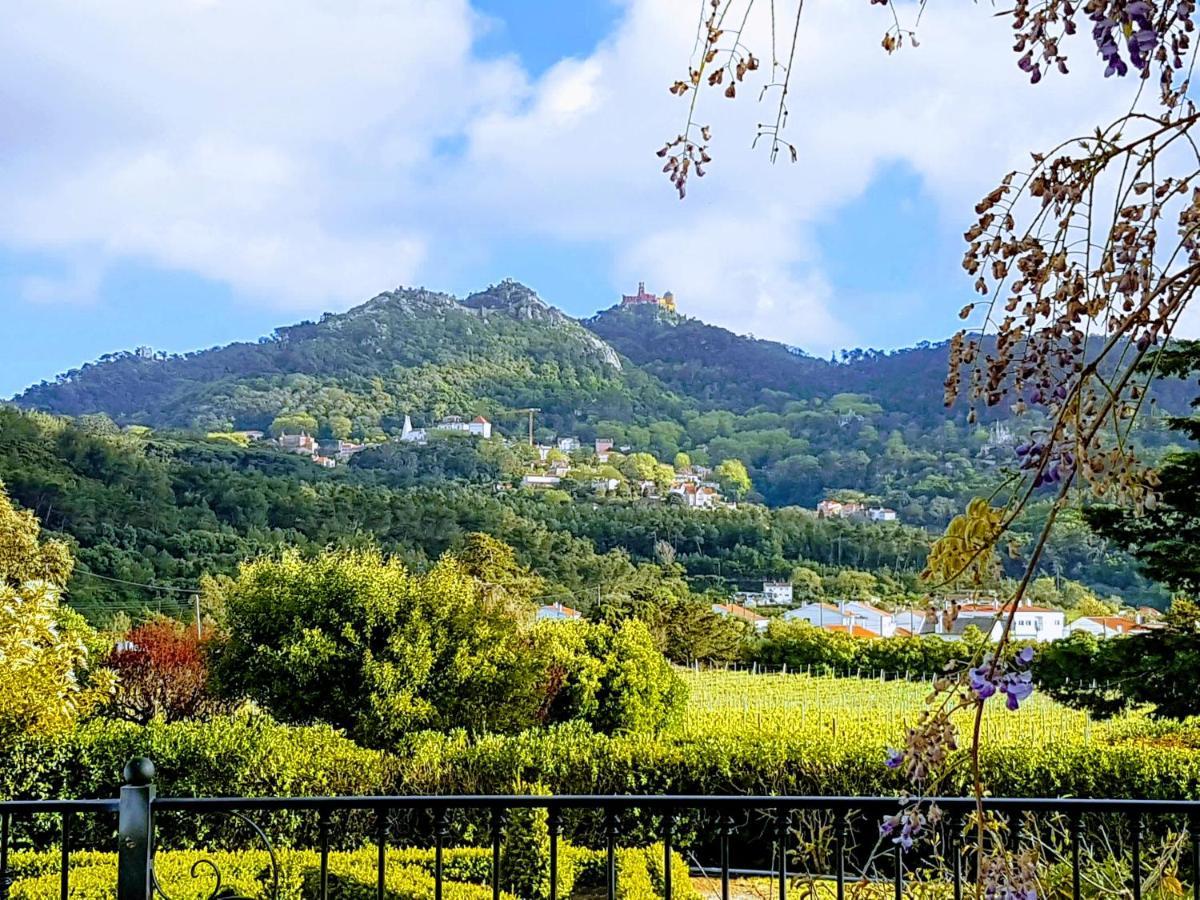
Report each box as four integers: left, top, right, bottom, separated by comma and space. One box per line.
4, 758, 1200, 900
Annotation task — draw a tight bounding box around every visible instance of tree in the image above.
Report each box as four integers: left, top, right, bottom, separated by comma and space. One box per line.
326, 414, 353, 440
209, 547, 543, 745
104, 616, 227, 724
270, 413, 318, 436
673, 452, 692, 472
790, 566, 823, 600
1086, 343, 1200, 594
714, 459, 751, 500
1037, 601, 1200, 720
0, 482, 114, 740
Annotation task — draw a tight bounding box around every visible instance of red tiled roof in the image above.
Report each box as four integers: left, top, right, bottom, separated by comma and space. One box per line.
827, 624, 879, 638
715, 603, 767, 623
1078, 616, 1147, 633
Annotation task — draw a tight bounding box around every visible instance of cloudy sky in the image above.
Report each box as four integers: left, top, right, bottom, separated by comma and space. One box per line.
0, 0, 1136, 397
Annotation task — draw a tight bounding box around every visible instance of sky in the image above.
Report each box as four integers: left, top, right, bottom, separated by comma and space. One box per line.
0, 0, 1153, 398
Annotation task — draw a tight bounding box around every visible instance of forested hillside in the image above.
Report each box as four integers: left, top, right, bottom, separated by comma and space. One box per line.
5, 277, 1195, 548
0, 408, 1168, 618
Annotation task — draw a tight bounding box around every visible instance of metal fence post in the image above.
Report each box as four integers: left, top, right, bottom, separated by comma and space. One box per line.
117, 758, 155, 900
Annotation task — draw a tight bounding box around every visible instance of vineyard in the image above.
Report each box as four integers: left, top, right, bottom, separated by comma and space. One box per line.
678, 669, 1110, 748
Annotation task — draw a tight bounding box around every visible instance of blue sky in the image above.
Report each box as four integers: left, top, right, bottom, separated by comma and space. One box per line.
0, 1, 1129, 398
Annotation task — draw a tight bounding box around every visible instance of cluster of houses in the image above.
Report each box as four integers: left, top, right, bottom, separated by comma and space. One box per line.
518, 439, 730, 506
703, 582, 1161, 642
816, 498, 899, 523
234, 430, 368, 469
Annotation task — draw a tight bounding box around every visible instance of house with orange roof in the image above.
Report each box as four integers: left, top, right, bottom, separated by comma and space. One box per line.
468, 416, 492, 438
1068, 615, 1151, 638
712, 602, 769, 632
536, 602, 582, 622
826, 623, 879, 638
841, 600, 897, 637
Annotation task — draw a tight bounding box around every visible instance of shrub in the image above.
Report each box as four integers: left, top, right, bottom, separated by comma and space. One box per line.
104, 617, 227, 724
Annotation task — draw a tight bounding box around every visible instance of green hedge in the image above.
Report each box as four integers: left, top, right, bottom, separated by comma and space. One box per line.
6, 845, 691, 900
7, 714, 1200, 852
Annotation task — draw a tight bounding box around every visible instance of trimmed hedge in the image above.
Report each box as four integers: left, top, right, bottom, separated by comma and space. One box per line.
6, 845, 692, 900
7, 714, 1200, 852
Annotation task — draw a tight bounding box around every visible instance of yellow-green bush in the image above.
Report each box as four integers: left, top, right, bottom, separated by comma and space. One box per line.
6, 844, 678, 900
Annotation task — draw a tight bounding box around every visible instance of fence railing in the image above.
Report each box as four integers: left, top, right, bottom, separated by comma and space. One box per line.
4, 758, 1200, 900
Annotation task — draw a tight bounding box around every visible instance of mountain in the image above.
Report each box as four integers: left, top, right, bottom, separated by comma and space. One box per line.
11, 279, 1196, 515
13, 280, 671, 436
584, 303, 959, 425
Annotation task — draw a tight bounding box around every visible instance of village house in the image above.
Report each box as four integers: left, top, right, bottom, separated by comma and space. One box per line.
435, 415, 470, 434
867, 507, 898, 523
734, 580, 794, 608
841, 600, 897, 637
816, 498, 866, 519
521, 474, 562, 489
313, 455, 336, 469
536, 602, 582, 621
762, 581, 794, 606
711, 602, 769, 632
669, 481, 722, 509
468, 416, 492, 438
320, 439, 366, 462
952, 599, 1067, 643
1068, 616, 1151, 638
557, 437, 580, 453
594, 439, 614, 462
783, 602, 859, 631
277, 432, 317, 456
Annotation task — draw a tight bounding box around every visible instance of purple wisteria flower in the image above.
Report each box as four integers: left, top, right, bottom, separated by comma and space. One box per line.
1090, 0, 1159, 78
885, 747, 904, 769
969, 647, 1036, 710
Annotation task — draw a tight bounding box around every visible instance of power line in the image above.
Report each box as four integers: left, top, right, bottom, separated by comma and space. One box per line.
72, 565, 198, 594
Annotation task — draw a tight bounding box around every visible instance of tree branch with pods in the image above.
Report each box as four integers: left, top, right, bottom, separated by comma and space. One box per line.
663, 1, 1200, 894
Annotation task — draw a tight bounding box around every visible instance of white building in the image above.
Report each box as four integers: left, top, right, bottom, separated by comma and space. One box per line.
469, 416, 493, 438
762, 581, 794, 606
954, 601, 1066, 643
841, 600, 897, 637
522, 474, 562, 488
784, 602, 856, 630
1068, 616, 1150, 638
558, 437, 580, 453
867, 507, 898, 523
436, 415, 470, 434
668, 479, 724, 509
399, 415, 427, 444
893, 609, 928, 636
322, 439, 366, 462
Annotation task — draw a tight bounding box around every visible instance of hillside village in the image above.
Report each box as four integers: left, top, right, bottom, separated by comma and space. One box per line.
696, 585, 1163, 644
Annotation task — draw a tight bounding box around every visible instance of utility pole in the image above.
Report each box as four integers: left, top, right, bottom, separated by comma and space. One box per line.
193, 593, 202, 640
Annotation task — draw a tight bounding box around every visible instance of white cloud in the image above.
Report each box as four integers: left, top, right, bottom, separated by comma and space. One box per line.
0, 0, 1149, 346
